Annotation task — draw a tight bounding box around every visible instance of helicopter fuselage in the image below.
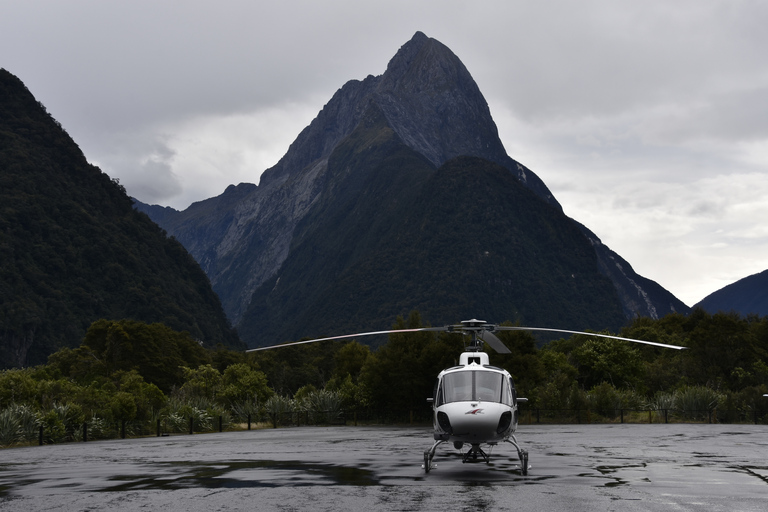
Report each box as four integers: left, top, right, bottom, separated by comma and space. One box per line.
430, 351, 522, 446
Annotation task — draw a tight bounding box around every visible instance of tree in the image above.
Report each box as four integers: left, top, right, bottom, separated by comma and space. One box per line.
178, 364, 222, 401
72, 319, 211, 392
332, 341, 371, 382
218, 363, 272, 405
570, 335, 645, 390
359, 311, 451, 417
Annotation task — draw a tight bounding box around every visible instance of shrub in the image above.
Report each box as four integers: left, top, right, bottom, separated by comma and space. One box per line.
0, 407, 23, 447
674, 386, 724, 421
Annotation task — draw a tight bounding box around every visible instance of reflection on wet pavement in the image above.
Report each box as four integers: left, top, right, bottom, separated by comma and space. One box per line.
1, 424, 767, 511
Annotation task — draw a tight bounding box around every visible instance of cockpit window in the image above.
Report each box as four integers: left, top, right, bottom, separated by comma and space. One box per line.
440, 371, 510, 405
442, 372, 473, 403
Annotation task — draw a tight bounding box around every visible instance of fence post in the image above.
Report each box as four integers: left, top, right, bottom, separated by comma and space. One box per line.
189, 416, 194, 435
247, 414, 251, 430
620, 409, 624, 423
664, 409, 668, 424
83, 422, 88, 443
39, 425, 43, 446
219, 416, 223, 432
121, 420, 126, 439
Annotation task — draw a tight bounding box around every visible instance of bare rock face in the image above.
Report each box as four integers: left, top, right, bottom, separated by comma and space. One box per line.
141, 32, 561, 324
137, 31, 687, 336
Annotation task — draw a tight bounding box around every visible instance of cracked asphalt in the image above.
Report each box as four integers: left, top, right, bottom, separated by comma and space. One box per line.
1, 423, 767, 511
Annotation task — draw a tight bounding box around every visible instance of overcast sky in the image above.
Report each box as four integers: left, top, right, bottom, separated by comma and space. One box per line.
2, 0, 767, 307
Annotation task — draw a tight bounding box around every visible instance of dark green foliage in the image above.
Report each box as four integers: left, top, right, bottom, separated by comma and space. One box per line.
2, 310, 768, 438
250, 339, 343, 396
47, 319, 211, 393
358, 311, 464, 414
0, 69, 241, 367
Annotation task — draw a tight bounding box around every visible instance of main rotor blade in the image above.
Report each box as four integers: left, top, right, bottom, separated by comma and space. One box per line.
495, 326, 687, 350
478, 331, 511, 354
245, 326, 448, 352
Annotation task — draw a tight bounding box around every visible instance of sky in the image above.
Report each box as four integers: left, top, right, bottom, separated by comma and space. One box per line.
2, 0, 767, 307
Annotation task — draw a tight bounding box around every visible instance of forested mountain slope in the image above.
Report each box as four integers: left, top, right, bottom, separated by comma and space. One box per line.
136, 32, 689, 347
696, 269, 768, 317
0, 69, 242, 367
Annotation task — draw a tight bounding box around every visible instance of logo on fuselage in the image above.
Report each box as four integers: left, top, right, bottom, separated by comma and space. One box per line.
465, 408, 484, 415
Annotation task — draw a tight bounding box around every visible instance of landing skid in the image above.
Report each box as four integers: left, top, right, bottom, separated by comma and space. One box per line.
423, 435, 529, 475
504, 434, 529, 475
423, 439, 445, 473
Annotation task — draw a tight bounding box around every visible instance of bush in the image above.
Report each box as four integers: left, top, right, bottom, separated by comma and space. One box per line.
674, 386, 724, 421
0, 407, 23, 447
301, 389, 342, 424
587, 382, 623, 418
264, 395, 294, 427
231, 399, 260, 424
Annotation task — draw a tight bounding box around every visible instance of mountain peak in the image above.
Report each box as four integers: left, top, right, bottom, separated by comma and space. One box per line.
371, 32, 512, 173
140, 33, 687, 335
382, 31, 468, 90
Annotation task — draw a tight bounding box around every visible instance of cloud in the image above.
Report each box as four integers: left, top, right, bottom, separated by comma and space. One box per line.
2, 0, 767, 306
99, 101, 322, 208
88, 132, 181, 204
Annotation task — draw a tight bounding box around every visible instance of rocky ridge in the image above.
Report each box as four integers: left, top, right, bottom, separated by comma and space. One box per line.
136, 32, 689, 339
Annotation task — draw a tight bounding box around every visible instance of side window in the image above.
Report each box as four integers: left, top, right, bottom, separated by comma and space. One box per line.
501, 376, 511, 405
509, 376, 518, 405
434, 378, 443, 406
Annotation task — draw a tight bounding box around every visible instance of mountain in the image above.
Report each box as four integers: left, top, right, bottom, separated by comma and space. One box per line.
135, 32, 689, 347
0, 68, 242, 367
695, 270, 768, 317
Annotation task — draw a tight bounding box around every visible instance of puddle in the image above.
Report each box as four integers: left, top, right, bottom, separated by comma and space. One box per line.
101, 460, 379, 491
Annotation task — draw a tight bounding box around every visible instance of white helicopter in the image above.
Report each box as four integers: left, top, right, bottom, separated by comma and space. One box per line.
247, 318, 686, 475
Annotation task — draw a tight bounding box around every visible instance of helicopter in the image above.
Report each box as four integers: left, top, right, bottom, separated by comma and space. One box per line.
247, 318, 686, 475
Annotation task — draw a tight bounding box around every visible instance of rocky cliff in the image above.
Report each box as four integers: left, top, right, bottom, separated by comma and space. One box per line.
136, 32, 689, 345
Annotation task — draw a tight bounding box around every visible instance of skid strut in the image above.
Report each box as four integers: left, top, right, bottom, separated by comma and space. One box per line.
504, 434, 529, 475
423, 439, 445, 473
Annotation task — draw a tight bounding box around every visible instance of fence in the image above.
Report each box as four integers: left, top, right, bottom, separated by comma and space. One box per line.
7, 406, 768, 449
519, 407, 768, 425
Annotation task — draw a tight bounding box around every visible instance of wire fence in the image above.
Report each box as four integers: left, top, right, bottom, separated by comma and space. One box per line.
5, 406, 768, 449
518, 407, 768, 425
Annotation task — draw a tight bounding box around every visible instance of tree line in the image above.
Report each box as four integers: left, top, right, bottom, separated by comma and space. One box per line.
2, 309, 767, 447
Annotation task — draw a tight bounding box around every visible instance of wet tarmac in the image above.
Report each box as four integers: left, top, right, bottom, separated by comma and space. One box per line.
1, 423, 767, 511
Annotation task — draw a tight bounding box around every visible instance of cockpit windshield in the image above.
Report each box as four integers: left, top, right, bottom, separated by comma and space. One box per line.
438, 370, 510, 405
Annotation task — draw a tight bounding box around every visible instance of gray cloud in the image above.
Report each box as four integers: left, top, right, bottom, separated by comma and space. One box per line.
2, 0, 766, 305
